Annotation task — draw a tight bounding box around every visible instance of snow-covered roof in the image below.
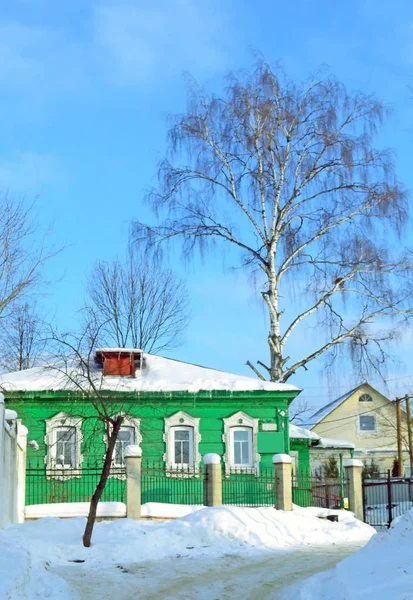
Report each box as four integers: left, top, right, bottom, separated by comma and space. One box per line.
95, 348, 142, 354
316, 437, 354, 449
305, 384, 368, 429
289, 423, 353, 448
0, 353, 301, 395
289, 423, 320, 440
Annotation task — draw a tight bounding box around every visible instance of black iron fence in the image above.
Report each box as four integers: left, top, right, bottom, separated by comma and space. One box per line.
141, 460, 204, 505
26, 461, 348, 510
292, 474, 347, 509
222, 466, 275, 507
26, 466, 126, 506
363, 472, 413, 529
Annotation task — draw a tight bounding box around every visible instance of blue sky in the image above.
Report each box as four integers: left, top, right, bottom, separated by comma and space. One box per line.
2, 0, 413, 412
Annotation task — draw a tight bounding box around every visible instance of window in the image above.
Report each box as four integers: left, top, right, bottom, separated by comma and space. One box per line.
114, 426, 136, 467
359, 415, 376, 432
232, 427, 253, 466
55, 427, 76, 467
45, 412, 83, 476
163, 412, 201, 474
359, 394, 373, 402
222, 411, 259, 475
172, 426, 194, 467
104, 415, 141, 474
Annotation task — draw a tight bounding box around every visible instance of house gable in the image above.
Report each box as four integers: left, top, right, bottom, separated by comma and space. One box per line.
308, 383, 403, 451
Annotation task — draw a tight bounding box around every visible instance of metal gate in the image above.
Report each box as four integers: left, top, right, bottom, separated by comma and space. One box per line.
363, 472, 413, 529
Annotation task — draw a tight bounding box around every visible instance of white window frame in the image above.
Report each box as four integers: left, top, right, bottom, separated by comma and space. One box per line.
44, 412, 83, 478
230, 426, 254, 467
113, 425, 138, 467
359, 393, 373, 402
358, 414, 377, 434
163, 411, 201, 475
222, 411, 260, 475
170, 425, 194, 468
104, 414, 141, 477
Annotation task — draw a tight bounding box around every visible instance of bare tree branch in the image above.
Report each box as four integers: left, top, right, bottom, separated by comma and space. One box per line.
0, 302, 46, 371
86, 246, 190, 354
135, 58, 412, 382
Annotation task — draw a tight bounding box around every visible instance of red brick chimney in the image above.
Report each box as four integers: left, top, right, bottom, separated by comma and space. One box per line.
95, 349, 143, 377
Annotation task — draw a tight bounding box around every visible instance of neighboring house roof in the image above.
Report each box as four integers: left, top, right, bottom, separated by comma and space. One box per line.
289, 423, 319, 440
289, 423, 354, 449
305, 383, 373, 429
315, 436, 355, 449
0, 353, 301, 395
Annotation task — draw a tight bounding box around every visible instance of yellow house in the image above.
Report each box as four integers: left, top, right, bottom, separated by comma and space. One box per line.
306, 383, 411, 475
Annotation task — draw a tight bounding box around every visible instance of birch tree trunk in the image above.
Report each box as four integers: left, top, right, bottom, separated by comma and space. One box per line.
136, 57, 413, 382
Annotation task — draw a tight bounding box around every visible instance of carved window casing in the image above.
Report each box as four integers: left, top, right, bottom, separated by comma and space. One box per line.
45, 412, 83, 478
163, 411, 201, 475
104, 414, 141, 476
222, 411, 260, 475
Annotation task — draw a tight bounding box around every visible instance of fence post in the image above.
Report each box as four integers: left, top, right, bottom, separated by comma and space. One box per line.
203, 453, 222, 507
124, 445, 142, 519
273, 453, 293, 511
343, 458, 363, 520
16, 422, 28, 523
0, 396, 5, 527
386, 470, 392, 528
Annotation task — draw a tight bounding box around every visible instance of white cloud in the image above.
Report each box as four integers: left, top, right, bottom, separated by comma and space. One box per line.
93, 0, 233, 84
0, 152, 65, 193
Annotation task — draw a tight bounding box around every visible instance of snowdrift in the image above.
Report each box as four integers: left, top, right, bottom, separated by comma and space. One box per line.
0, 506, 374, 599
289, 506, 413, 599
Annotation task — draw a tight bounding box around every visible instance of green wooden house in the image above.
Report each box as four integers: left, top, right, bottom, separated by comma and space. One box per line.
0, 349, 310, 506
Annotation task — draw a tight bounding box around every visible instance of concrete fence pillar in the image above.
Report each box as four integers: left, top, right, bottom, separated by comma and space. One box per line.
204, 453, 222, 507
17, 422, 28, 523
124, 445, 142, 519
343, 458, 364, 521
0, 396, 5, 527
273, 453, 293, 511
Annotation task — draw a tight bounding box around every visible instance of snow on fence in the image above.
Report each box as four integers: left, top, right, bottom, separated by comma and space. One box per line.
0, 394, 27, 527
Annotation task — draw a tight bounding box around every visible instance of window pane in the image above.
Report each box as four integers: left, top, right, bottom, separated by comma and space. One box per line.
232, 428, 252, 465
175, 430, 190, 441
359, 394, 373, 402
55, 428, 76, 466
118, 427, 135, 443
114, 427, 136, 465
360, 416, 375, 431
175, 440, 182, 463
234, 430, 249, 442
240, 441, 250, 464
173, 428, 192, 465
234, 442, 242, 464
182, 441, 189, 463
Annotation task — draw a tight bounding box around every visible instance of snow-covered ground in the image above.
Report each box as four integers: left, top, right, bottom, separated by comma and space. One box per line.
0, 505, 374, 599
285, 507, 413, 600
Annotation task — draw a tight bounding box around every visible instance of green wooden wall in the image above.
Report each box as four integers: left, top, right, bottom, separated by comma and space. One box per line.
6, 389, 310, 505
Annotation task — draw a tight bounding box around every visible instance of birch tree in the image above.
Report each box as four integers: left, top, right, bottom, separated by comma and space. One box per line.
136, 59, 412, 382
